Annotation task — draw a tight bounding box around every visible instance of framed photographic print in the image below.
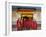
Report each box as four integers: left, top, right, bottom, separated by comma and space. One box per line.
5, 1, 43, 35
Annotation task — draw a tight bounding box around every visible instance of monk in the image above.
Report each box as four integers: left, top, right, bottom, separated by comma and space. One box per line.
23, 16, 38, 30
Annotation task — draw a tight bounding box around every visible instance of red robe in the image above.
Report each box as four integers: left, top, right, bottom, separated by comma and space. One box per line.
16, 19, 24, 30
16, 19, 37, 30
23, 19, 37, 29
